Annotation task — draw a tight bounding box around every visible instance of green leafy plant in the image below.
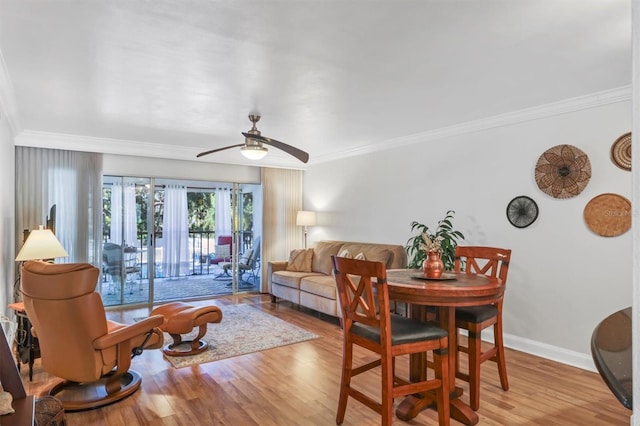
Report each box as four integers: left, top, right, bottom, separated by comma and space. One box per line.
406, 210, 465, 270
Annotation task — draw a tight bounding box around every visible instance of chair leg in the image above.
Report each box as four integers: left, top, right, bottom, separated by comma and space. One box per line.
494, 321, 509, 391
381, 353, 393, 426
468, 329, 481, 411
455, 328, 462, 379
336, 342, 352, 425
433, 347, 450, 426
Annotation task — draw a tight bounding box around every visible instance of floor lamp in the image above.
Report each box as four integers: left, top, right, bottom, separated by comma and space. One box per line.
296, 211, 316, 249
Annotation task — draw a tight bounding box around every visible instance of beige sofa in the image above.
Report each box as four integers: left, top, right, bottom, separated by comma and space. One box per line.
268, 240, 407, 317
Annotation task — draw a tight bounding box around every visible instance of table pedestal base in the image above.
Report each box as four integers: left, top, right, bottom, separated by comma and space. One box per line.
396, 387, 479, 425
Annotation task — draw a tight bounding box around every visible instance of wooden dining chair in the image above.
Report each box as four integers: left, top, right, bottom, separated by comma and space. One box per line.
453, 246, 511, 411
332, 255, 450, 426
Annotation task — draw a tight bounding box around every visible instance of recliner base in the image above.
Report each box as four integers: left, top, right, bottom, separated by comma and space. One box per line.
47, 370, 142, 412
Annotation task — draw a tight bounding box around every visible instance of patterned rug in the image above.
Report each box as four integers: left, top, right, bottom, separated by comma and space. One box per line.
148, 304, 319, 368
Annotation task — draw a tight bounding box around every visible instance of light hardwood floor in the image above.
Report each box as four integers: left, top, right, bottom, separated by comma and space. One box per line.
23, 294, 630, 425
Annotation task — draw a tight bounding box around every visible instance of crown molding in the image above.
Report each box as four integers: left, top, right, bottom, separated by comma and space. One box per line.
0, 49, 21, 135
312, 85, 632, 164
14, 130, 308, 170
15, 130, 196, 158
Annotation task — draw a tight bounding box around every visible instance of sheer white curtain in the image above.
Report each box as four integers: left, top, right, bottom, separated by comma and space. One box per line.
15, 147, 103, 265
215, 189, 232, 238
109, 181, 137, 247
162, 184, 189, 277
261, 167, 303, 292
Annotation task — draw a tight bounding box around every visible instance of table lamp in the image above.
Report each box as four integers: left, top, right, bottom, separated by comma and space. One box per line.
14, 225, 68, 303
15, 225, 69, 262
296, 211, 316, 248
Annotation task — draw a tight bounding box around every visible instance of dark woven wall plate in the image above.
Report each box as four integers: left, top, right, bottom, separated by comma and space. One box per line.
506, 196, 539, 228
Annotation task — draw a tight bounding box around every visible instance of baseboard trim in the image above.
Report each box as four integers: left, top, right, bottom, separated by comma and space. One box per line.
477, 329, 596, 372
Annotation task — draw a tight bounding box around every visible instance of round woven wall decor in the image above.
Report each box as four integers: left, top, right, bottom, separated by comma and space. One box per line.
610, 132, 631, 171
583, 193, 631, 237
535, 144, 591, 199
506, 196, 538, 228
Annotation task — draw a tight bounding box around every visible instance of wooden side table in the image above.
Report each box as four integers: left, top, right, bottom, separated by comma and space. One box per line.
7, 303, 40, 382
0, 312, 34, 425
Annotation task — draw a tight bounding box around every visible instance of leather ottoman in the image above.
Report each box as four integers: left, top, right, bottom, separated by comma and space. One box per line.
150, 302, 223, 356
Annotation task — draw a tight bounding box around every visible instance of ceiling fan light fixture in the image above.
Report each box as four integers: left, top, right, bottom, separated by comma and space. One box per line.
240, 145, 268, 160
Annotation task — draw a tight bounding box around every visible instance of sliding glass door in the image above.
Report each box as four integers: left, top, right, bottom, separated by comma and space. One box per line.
228, 182, 262, 293
102, 176, 262, 307
101, 176, 150, 306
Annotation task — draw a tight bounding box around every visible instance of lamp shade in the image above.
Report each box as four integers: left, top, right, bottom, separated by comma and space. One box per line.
15, 226, 69, 261
296, 211, 317, 227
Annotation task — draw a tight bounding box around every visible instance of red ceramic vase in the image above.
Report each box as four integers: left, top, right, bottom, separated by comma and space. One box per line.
423, 251, 444, 279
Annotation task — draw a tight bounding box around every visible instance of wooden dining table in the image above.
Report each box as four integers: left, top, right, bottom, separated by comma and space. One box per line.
386, 269, 505, 425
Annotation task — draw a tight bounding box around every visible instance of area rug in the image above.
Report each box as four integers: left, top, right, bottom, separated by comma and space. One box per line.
147, 304, 319, 368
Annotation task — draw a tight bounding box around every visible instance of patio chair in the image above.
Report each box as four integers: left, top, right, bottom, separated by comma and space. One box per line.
210, 235, 232, 276
102, 242, 141, 294
222, 236, 261, 285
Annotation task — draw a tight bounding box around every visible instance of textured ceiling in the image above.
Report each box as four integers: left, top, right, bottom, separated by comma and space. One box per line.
0, 1, 631, 168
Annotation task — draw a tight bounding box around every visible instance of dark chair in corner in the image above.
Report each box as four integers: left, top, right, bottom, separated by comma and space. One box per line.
590, 307, 632, 410
20, 261, 164, 412
332, 256, 450, 426
453, 246, 512, 411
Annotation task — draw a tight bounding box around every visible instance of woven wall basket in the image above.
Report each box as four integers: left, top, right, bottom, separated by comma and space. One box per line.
535, 144, 591, 199
610, 132, 631, 171
583, 193, 631, 237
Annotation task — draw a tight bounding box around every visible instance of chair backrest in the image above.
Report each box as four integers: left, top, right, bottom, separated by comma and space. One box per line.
454, 246, 511, 284
103, 242, 124, 275
218, 235, 233, 252
241, 237, 261, 266
332, 256, 391, 346
21, 261, 109, 383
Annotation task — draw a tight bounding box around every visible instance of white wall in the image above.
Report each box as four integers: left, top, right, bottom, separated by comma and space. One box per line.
304, 100, 632, 370
0, 113, 15, 315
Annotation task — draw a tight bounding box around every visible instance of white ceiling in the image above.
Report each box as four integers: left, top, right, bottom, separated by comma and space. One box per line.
0, 1, 631, 169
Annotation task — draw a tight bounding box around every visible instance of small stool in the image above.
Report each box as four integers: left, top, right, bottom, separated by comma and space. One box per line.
150, 302, 223, 357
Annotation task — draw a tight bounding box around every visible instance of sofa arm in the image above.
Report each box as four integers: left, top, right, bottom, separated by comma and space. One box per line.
268, 261, 288, 274
267, 261, 288, 293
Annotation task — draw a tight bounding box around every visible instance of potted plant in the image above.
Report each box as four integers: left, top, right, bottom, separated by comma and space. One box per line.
406, 210, 465, 271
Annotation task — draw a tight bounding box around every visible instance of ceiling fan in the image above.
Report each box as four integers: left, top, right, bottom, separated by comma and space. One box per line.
196, 115, 309, 163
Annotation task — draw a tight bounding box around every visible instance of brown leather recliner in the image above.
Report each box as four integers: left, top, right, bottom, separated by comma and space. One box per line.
20, 261, 164, 412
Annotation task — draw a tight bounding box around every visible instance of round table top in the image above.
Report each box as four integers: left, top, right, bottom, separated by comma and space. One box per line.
386, 269, 505, 307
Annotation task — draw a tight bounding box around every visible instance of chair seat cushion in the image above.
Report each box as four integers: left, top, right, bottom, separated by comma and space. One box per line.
352, 314, 447, 345
456, 304, 498, 323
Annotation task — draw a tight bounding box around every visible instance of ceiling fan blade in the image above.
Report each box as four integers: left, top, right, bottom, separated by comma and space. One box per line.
242, 132, 309, 163
196, 144, 244, 158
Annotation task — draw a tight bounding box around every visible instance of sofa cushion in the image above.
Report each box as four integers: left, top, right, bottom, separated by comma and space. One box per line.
286, 248, 314, 272
300, 275, 337, 299
272, 270, 323, 289
341, 243, 391, 267
312, 241, 344, 275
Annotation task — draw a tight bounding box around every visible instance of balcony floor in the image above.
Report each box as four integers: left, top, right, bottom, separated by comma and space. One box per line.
100, 269, 260, 307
